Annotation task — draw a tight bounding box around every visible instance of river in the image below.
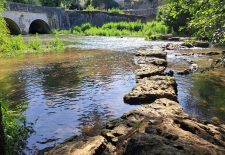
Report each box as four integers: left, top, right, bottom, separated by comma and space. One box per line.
0, 35, 224, 154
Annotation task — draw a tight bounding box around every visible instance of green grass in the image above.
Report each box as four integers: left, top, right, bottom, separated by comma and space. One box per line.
52, 21, 168, 40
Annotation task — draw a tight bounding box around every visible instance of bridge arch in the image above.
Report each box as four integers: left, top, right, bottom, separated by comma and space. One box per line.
29, 19, 51, 34
4, 18, 21, 35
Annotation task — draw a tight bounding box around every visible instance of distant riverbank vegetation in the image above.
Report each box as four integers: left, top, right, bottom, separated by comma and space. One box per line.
52, 21, 169, 40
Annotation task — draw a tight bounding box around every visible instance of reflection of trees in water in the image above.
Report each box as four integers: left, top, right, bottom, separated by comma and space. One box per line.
0, 50, 135, 140
192, 75, 225, 121
40, 62, 83, 96
77, 101, 113, 137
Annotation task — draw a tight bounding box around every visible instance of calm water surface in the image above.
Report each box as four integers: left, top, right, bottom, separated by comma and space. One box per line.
0, 36, 224, 154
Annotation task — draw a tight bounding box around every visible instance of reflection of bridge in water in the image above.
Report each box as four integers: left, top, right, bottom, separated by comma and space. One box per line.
3, 2, 148, 35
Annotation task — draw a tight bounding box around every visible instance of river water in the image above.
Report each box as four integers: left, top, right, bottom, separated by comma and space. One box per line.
0, 35, 224, 154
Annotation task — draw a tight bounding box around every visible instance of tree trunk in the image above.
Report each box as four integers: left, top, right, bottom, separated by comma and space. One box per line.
0, 105, 5, 155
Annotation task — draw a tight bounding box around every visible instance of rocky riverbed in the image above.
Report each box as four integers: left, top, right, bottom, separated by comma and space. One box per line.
47, 45, 225, 155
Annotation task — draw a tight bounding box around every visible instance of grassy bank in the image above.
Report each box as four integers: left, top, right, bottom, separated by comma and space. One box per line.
0, 34, 65, 58
0, 2, 64, 58
52, 21, 168, 40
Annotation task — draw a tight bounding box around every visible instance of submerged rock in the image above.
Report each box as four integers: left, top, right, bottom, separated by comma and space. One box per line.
124, 76, 177, 104
134, 57, 167, 67
47, 136, 106, 155
135, 64, 165, 79
135, 50, 167, 59
165, 43, 180, 50
177, 69, 192, 75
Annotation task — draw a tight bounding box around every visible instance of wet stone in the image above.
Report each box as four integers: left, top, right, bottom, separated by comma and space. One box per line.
47, 136, 106, 155
135, 50, 167, 59
135, 64, 165, 79
124, 76, 177, 104
134, 56, 167, 67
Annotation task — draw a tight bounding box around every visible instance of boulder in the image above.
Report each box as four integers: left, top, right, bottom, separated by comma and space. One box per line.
124, 76, 177, 104
124, 119, 225, 155
135, 65, 165, 79
134, 57, 167, 67
47, 136, 106, 155
168, 37, 181, 41
165, 43, 180, 50
135, 50, 167, 59
194, 41, 210, 48
161, 34, 173, 40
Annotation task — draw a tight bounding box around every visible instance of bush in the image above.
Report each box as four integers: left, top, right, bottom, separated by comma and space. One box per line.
0, 98, 29, 154
28, 34, 43, 51
49, 38, 65, 50
107, 8, 124, 14
80, 23, 92, 32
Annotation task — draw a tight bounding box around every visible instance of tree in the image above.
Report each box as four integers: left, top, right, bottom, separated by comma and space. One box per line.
158, 0, 225, 41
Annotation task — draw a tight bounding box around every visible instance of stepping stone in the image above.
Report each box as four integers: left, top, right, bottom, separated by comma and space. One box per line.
134, 56, 167, 67
135, 64, 165, 79
135, 50, 167, 59
124, 76, 177, 104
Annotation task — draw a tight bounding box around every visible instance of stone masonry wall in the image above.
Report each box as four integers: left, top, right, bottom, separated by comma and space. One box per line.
66, 10, 146, 27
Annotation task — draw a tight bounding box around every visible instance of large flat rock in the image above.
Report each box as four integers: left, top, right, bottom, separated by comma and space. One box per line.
135, 49, 167, 59
124, 76, 177, 104
134, 56, 167, 66
48, 136, 106, 155
104, 98, 225, 155
135, 64, 165, 79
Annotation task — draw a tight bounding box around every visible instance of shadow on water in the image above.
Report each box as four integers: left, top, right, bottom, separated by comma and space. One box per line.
0, 47, 139, 154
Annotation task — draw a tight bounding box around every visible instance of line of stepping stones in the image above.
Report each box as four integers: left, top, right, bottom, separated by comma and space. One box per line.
124, 48, 178, 104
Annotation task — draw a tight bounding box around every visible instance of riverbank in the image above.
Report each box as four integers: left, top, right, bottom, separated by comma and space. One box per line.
52, 21, 168, 40
47, 45, 225, 154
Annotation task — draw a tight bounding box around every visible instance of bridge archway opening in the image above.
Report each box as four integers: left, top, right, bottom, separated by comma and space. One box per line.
29, 19, 50, 34
4, 18, 21, 35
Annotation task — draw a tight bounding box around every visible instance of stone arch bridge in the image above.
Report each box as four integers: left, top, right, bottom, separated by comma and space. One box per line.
4, 2, 70, 35
3, 2, 148, 35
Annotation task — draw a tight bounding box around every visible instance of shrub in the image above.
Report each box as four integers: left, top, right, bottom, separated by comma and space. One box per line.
0, 98, 29, 154
49, 38, 65, 50
28, 34, 43, 51
107, 8, 124, 14
80, 23, 92, 32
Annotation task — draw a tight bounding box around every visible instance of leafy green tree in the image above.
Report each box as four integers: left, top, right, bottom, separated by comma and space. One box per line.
158, 0, 225, 41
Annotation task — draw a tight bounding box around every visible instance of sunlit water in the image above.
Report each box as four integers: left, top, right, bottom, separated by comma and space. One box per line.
0, 36, 224, 154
